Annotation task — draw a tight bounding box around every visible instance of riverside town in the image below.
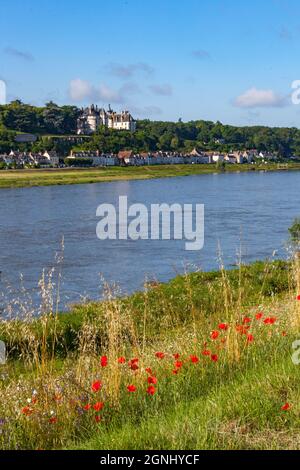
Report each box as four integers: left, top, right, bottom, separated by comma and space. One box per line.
0, 103, 299, 169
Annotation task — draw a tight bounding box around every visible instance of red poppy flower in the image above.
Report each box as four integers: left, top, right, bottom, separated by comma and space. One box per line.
95, 415, 101, 423
145, 367, 153, 375
264, 317, 276, 325
202, 349, 211, 356
218, 323, 228, 331
128, 358, 139, 370
155, 352, 165, 359
93, 402, 104, 411
172, 369, 179, 375
247, 334, 254, 343
174, 360, 183, 369
173, 353, 180, 359
281, 402, 291, 411
210, 331, 219, 340
282, 331, 287, 337
243, 317, 251, 324
83, 404, 91, 411
21, 406, 33, 416
100, 356, 108, 367
49, 417, 57, 424
190, 355, 199, 363
147, 376, 158, 384
127, 384, 137, 392
91, 380, 102, 392
297, 295, 300, 301
146, 385, 156, 395
255, 312, 263, 320
118, 356, 126, 364
236, 325, 248, 335
211, 354, 218, 362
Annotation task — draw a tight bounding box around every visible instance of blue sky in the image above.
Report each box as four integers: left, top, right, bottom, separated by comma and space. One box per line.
1, 0, 300, 126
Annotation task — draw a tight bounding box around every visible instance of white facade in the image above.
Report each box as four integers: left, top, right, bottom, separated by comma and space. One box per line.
77, 105, 136, 135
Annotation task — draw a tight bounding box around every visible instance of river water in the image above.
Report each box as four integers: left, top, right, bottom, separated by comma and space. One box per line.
0, 170, 299, 315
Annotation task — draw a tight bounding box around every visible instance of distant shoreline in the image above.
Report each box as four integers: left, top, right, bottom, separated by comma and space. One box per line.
1, 162, 300, 189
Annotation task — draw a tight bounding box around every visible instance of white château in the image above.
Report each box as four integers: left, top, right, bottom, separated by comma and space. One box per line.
77, 104, 136, 135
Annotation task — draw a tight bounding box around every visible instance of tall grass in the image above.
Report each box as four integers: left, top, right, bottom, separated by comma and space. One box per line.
0, 257, 298, 449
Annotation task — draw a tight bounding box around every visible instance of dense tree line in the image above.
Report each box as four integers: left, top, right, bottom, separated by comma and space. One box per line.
1, 101, 300, 157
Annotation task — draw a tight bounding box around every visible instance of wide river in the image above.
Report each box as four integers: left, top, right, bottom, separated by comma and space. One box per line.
1, 170, 300, 315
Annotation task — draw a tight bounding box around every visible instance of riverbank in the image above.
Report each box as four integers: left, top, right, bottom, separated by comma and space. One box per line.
1, 162, 300, 189
1, 259, 300, 450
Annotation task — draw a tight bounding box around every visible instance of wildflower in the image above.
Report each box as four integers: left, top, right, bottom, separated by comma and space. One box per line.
281, 403, 291, 411
202, 349, 211, 356
95, 415, 101, 423
127, 385, 137, 392
173, 353, 180, 359
155, 352, 165, 359
118, 356, 126, 364
264, 317, 276, 325
243, 317, 251, 324
100, 356, 108, 367
174, 360, 183, 369
210, 331, 219, 340
211, 354, 218, 362
218, 323, 228, 331
190, 355, 199, 363
255, 312, 263, 320
21, 406, 33, 416
282, 331, 287, 337
236, 325, 249, 335
83, 404, 91, 411
146, 386, 156, 395
247, 334, 254, 343
49, 417, 57, 424
145, 367, 153, 375
91, 380, 102, 392
128, 358, 139, 370
147, 376, 157, 385
93, 402, 104, 412
172, 369, 179, 375
297, 295, 300, 301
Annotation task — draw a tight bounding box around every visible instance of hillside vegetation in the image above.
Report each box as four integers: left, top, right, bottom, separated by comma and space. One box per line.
2, 100, 300, 156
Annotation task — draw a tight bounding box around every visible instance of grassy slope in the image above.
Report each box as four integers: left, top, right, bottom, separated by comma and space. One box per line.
1, 260, 300, 450
75, 355, 300, 450
1, 163, 300, 189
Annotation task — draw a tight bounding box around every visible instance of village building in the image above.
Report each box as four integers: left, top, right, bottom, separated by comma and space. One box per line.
43, 150, 59, 167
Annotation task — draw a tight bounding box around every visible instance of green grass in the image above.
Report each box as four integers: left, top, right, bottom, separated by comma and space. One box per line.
1, 162, 300, 189
0, 258, 299, 450
73, 352, 300, 450
0, 260, 291, 358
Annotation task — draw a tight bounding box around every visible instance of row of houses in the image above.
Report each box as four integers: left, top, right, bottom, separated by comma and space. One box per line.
0, 150, 59, 167
0, 148, 279, 168
67, 148, 277, 166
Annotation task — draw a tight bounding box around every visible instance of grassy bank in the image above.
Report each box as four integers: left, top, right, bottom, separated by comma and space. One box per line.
1, 162, 300, 189
1, 259, 300, 450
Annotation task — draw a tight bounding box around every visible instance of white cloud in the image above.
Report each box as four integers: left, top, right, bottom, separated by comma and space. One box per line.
148, 84, 173, 96
234, 87, 287, 108
69, 79, 94, 101
68, 79, 140, 103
